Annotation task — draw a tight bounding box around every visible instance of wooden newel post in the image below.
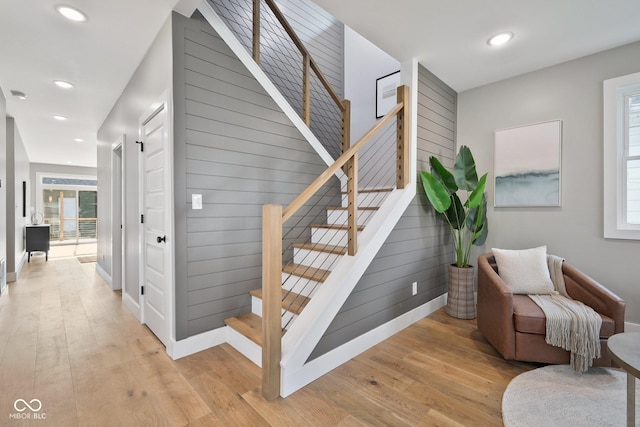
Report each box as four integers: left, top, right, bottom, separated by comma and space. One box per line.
346, 155, 358, 256
262, 204, 282, 401
341, 99, 351, 173
252, 0, 261, 64
396, 85, 410, 189
302, 54, 311, 126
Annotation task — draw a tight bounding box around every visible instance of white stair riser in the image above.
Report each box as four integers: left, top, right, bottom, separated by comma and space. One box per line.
282, 273, 322, 298
341, 192, 388, 208
226, 327, 262, 367
326, 209, 376, 226
311, 227, 361, 246
293, 247, 342, 270
251, 296, 297, 328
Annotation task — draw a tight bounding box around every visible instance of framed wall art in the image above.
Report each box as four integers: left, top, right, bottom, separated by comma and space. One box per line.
494, 120, 562, 207
375, 70, 400, 118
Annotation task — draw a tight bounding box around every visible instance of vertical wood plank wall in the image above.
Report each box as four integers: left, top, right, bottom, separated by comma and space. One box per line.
308, 65, 457, 360
172, 12, 339, 340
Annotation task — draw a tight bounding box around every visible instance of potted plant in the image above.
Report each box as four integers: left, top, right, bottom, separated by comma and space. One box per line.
420, 145, 488, 319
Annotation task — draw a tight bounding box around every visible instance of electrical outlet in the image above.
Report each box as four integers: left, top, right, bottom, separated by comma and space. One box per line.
412, 281, 417, 295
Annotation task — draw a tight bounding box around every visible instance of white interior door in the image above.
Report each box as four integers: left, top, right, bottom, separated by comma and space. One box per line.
139, 99, 172, 346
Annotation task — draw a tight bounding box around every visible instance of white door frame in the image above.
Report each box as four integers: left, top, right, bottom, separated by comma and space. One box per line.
111, 136, 125, 291
138, 90, 175, 349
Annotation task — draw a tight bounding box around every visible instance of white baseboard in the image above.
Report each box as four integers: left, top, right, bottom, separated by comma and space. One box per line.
168, 326, 227, 360
96, 263, 112, 286
624, 321, 640, 333
16, 252, 26, 280
281, 294, 447, 397
7, 253, 28, 283
122, 292, 141, 322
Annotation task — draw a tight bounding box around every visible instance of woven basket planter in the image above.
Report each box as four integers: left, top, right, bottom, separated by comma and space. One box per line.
446, 264, 476, 319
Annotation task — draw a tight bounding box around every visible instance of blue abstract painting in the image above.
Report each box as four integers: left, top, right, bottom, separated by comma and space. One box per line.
494, 120, 562, 207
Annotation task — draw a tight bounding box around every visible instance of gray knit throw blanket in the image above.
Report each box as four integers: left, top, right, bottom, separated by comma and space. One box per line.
528, 255, 602, 372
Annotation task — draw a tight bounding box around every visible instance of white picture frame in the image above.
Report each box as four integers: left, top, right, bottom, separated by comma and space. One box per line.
376, 70, 400, 118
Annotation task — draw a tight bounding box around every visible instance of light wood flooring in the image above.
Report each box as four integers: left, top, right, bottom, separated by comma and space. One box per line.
0, 257, 535, 426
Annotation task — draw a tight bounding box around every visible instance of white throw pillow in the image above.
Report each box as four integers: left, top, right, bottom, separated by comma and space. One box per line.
491, 246, 555, 294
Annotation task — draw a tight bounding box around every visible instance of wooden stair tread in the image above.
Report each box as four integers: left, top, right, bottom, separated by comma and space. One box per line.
326, 206, 379, 211
283, 263, 331, 282
225, 313, 287, 346
250, 289, 310, 315
311, 223, 365, 231
225, 313, 263, 346
340, 188, 393, 194
292, 242, 347, 255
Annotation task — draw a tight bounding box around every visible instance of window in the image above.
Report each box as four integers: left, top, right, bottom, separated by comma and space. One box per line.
603, 72, 640, 240
627, 94, 640, 224
36, 173, 98, 243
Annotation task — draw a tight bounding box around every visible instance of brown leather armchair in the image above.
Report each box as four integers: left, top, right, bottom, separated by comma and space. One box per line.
477, 252, 626, 366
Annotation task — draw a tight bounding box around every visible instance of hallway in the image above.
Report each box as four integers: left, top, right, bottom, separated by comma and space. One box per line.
0, 258, 528, 426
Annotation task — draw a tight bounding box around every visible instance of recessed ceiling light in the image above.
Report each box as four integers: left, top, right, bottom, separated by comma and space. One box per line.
55, 5, 87, 22
488, 32, 514, 47
74, 138, 84, 142
66, 161, 73, 164
54, 80, 74, 89
10, 90, 27, 100
53, 115, 68, 121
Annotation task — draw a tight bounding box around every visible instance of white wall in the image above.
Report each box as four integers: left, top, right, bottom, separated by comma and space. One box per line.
458, 41, 640, 325
344, 26, 400, 142
344, 26, 401, 189
6, 117, 30, 280
96, 15, 173, 307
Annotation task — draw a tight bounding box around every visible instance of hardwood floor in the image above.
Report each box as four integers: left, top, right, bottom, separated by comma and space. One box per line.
0, 258, 534, 426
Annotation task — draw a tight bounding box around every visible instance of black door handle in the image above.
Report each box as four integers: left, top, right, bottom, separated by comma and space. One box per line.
157, 235, 166, 243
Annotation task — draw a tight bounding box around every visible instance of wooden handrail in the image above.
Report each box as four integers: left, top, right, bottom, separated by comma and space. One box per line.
282, 102, 403, 223
259, 0, 346, 113
252, 0, 260, 64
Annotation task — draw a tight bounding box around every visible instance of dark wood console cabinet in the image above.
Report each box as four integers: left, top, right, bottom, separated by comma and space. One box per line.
26, 225, 50, 262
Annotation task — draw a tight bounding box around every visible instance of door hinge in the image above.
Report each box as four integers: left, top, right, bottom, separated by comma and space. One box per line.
136, 140, 144, 152
140, 214, 144, 224
141, 286, 144, 295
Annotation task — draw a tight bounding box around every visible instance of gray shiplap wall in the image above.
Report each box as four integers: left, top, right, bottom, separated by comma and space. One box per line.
173, 12, 340, 339
207, 0, 344, 158
308, 64, 456, 360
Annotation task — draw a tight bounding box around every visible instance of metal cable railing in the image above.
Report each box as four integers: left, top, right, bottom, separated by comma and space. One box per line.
262, 90, 409, 399
278, 115, 398, 327
208, 0, 347, 159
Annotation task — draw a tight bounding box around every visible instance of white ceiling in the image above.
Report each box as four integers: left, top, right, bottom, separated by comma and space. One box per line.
1, 0, 639, 168
314, 0, 640, 92
0, 0, 196, 168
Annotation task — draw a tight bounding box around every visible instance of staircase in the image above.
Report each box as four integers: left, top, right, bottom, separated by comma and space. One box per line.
197, 0, 415, 399
224, 188, 391, 349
